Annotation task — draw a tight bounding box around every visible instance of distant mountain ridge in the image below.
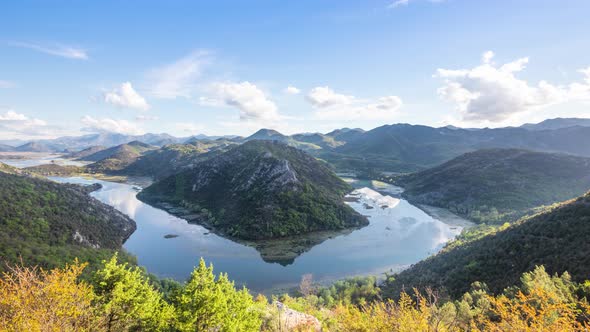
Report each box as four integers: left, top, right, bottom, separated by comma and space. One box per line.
520, 117, 590, 131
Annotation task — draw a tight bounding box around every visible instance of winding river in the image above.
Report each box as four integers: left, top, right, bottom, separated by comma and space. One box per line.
1, 154, 468, 293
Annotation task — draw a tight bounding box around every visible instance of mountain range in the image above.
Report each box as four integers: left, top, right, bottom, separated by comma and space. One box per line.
5, 118, 590, 176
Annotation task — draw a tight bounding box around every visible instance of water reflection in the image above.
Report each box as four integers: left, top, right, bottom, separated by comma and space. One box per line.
51, 176, 463, 293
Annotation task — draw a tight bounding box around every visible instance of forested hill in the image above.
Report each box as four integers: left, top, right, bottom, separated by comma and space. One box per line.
138, 140, 367, 240
120, 140, 235, 180
384, 191, 590, 298
0, 171, 136, 272
395, 149, 590, 224
84, 141, 157, 173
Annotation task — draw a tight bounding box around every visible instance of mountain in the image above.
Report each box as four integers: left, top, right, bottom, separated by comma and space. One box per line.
396, 149, 590, 224
324, 128, 365, 143
0, 144, 15, 152
15, 141, 54, 152
521, 118, 590, 131
291, 133, 344, 149
121, 140, 236, 180
64, 145, 107, 159
0, 170, 136, 272
138, 140, 368, 240
84, 141, 157, 173
326, 123, 590, 173
11, 133, 181, 153
244, 129, 289, 142
384, 191, 590, 298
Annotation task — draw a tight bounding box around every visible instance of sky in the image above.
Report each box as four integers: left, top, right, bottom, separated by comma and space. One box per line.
1, 0, 589, 140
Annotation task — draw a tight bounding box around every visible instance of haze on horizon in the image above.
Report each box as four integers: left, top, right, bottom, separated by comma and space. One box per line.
1, 0, 589, 141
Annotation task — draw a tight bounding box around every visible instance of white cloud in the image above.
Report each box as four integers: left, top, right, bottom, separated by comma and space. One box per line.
147, 51, 210, 99
104, 82, 150, 111
11, 42, 88, 60
0, 80, 15, 88
0, 110, 58, 139
81, 116, 144, 135
284, 86, 301, 95
436, 51, 590, 123
209, 81, 280, 121
306, 86, 403, 120
306, 86, 354, 108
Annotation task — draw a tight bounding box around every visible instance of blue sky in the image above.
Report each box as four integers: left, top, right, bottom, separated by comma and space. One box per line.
1, 0, 589, 139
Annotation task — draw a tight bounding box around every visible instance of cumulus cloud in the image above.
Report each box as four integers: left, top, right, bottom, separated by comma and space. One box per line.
147, 51, 210, 99
0, 110, 57, 139
104, 82, 150, 111
11, 42, 88, 60
81, 116, 144, 135
306, 86, 403, 120
436, 51, 590, 122
284, 86, 301, 95
209, 81, 280, 121
306, 86, 354, 108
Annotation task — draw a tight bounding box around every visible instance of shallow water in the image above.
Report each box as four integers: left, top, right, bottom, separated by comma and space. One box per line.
50, 176, 463, 293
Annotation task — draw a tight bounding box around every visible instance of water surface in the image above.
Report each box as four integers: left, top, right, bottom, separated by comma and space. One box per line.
50, 176, 463, 293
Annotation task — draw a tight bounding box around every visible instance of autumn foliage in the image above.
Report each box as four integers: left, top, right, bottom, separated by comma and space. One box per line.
1, 260, 590, 332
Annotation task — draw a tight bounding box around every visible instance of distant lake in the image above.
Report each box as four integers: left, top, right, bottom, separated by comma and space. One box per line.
48, 176, 464, 293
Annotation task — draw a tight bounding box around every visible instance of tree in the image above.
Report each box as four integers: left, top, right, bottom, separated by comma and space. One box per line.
92, 254, 174, 331
0, 261, 98, 331
173, 258, 262, 331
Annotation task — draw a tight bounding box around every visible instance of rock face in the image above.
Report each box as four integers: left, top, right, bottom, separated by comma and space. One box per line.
274, 302, 322, 332
138, 140, 367, 240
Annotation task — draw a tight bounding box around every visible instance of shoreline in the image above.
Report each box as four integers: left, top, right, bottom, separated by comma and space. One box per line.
416, 204, 475, 229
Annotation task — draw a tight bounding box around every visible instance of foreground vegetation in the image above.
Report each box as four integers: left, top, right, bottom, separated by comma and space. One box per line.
2, 256, 590, 331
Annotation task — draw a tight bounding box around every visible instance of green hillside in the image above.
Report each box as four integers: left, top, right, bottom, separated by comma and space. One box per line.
138, 140, 367, 240
396, 149, 590, 223
383, 191, 590, 298
0, 170, 136, 272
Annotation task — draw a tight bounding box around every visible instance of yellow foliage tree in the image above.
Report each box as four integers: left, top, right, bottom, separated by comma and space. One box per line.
0, 261, 98, 332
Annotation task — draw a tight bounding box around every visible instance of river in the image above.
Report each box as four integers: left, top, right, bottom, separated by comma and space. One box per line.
1, 154, 469, 293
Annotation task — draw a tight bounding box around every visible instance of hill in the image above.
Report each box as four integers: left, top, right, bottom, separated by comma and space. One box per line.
0, 170, 136, 272
23, 163, 84, 176
121, 140, 235, 180
396, 149, 590, 224
0, 144, 15, 152
244, 128, 288, 142
65, 145, 106, 159
384, 191, 590, 298
15, 141, 54, 152
138, 140, 367, 240
84, 141, 157, 173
